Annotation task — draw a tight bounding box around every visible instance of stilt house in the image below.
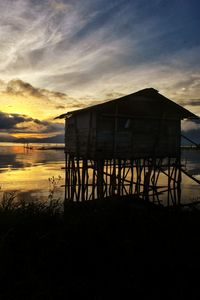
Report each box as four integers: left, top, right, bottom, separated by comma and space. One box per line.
57, 88, 198, 204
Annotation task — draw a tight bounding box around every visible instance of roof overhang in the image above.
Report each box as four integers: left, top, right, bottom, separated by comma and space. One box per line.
55, 88, 199, 120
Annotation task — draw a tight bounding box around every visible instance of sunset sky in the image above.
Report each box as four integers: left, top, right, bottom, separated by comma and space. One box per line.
0, 0, 200, 142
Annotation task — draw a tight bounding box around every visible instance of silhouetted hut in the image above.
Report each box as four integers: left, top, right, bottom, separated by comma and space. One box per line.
57, 88, 198, 204
58, 88, 197, 159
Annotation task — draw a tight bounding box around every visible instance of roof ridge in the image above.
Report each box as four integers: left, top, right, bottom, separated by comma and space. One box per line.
55, 88, 198, 120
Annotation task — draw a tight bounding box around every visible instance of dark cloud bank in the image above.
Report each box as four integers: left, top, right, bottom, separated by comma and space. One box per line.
0, 112, 32, 129
0, 111, 64, 143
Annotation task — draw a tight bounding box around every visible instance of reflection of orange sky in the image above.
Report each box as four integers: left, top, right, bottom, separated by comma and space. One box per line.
0, 163, 64, 192
11, 145, 25, 153
0, 144, 65, 193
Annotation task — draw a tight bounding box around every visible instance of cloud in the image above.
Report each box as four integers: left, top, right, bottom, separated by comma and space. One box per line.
0, 78, 90, 141
105, 92, 125, 100
0, 111, 64, 137
0, 0, 199, 104
178, 95, 200, 108
182, 119, 200, 132
0, 79, 85, 119
0, 111, 32, 129
0, 79, 75, 104
55, 105, 66, 109
50, 0, 71, 12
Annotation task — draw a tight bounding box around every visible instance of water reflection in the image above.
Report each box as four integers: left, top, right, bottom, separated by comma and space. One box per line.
182, 149, 200, 175
0, 143, 199, 204
0, 144, 64, 169
0, 153, 30, 171
0, 143, 65, 201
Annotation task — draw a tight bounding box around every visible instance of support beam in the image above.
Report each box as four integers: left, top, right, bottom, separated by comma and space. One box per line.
63, 156, 181, 206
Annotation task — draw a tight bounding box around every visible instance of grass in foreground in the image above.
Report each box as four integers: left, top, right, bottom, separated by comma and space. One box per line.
0, 195, 200, 299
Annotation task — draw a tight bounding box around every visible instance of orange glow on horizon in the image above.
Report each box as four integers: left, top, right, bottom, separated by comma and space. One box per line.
11, 133, 55, 139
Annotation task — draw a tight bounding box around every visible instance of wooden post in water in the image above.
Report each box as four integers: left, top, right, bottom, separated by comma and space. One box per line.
97, 159, 104, 199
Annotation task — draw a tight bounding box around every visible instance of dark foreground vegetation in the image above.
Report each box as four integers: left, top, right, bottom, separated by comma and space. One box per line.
0, 195, 200, 299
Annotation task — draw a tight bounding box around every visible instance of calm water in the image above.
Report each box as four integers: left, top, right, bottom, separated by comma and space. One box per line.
0, 143, 65, 202
181, 149, 200, 203
0, 143, 200, 204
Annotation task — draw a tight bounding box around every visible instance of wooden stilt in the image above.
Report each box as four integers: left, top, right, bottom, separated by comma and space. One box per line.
63, 154, 183, 206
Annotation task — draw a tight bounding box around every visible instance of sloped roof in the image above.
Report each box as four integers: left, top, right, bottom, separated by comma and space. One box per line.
56, 88, 198, 120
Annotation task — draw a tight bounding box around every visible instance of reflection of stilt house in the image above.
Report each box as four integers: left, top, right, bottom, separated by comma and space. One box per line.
57, 88, 198, 205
